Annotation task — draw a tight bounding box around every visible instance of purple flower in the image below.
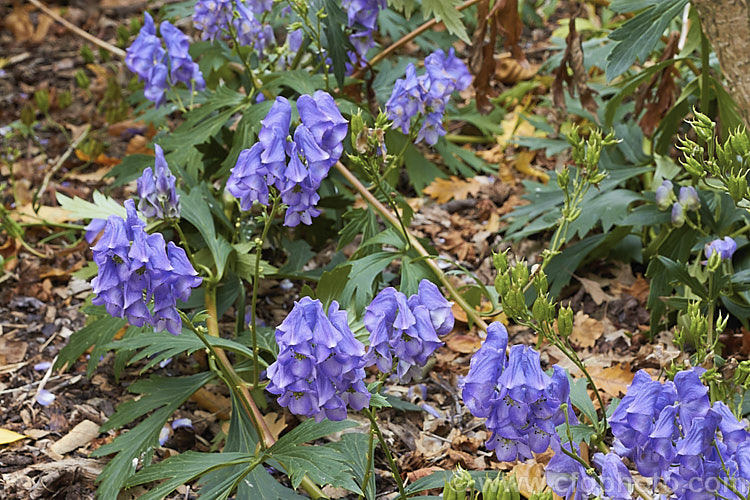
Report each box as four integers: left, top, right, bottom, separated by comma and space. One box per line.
137, 144, 181, 219
34, 361, 52, 371
84, 218, 107, 243
407, 279, 454, 336
546, 443, 601, 500
705, 236, 737, 261
227, 92, 348, 227
679, 186, 700, 211
363, 281, 449, 382
234, 3, 275, 55
592, 452, 632, 500
266, 298, 370, 421
160, 21, 205, 90
342, 0, 386, 66
125, 13, 165, 82
91, 200, 201, 335
193, 0, 233, 42
671, 202, 685, 226
158, 426, 170, 445
171, 418, 193, 430
385, 49, 472, 145
655, 180, 673, 210
463, 322, 573, 462
36, 389, 55, 406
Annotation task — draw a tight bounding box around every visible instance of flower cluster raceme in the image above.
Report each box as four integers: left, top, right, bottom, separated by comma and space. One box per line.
125, 13, 205, 107
462, 322, 575, 462
193, 0, 275, 56
546, 446, 634, 500
265, 297, 371, 421
90, 200, 202, 335
226, 91, 348, 226
606, 368, 750, 499
364, 279, 453, 382
655, 180, 700, 227
341, 0, 387, 69
137, 145, 180, 219
385, 49, 472, 145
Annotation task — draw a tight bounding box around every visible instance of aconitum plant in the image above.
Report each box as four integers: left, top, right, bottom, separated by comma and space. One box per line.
265, 297, 370, 421
125, 13, 205, 106
90, 200, 202, 335
193, 0, 275, 55
705, 236, 737, 262
462, 322, 575, 461
385, 48, 472, 145
342, 0, 387, 69
226, 91, 348, 226
364, 279, 452, 382
137, 144, 180, 219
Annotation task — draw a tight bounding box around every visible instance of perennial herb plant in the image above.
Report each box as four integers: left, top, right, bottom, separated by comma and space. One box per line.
53, 2, 750, 499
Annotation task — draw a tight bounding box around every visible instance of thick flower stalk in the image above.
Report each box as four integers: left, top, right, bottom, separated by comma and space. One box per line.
226, 91, 348, 226
364, 280, 453, 382
265, 298, 370, 421
125, 13, 205, 107
90, 200, 202, 335
385, 49, 472, 145
137, 144, 180, 219
461, 322, 575, 462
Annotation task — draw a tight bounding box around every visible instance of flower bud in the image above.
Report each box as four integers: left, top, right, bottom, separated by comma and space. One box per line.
729, 129, 750, 156
557, 167, 570, 190
532, 296, 552, 323
727, 174, 748, 203
682, 156, 705, 177
350, 113, 365, 151
493, 251, 509, 274
511, 263, 529, 286
495, 273, 511, 297
655, 180, 673, 210
691, 110, 715, 143
707, 249, 722, 271
558, 306, 573, 338
533, 273, 548, 294
671, 202, 685, 227
678, 186, 700, 211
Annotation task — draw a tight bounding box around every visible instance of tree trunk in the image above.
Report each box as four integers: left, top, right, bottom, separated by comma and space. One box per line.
693, 0, 750, 128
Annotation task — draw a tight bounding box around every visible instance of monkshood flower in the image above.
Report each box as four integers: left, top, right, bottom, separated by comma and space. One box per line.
265, 298, 370, 421
545, 442, 601, 500
342, 0, 387, 67
670, 202, 685, 227
705, 236, 737, 261
125, 14, 205, 107
227, 92, 348, 227
461, 321, 574, 461
193, 0, 275, 54
678, 186, 700, 211
90, 200, 201, 335
385, 49, 472, 145
137, 144, 180, 219
655, 180, 673, 210
363, 280, 451, 382
592, 452, 633, 500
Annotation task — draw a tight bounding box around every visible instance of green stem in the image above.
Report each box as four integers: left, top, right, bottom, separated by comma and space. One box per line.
200, 287, 329, 499
364, 408, 406, 499
358, 423, 376, 500
171, 220, 193, 257
251, 197, 280, 386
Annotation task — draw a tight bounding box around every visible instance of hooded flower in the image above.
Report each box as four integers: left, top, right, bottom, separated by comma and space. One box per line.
137, 144, 181, 219
266, 298, 370, 421
705, 236, 737, 261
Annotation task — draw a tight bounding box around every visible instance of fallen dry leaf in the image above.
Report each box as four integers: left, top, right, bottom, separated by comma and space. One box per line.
512, 150, 549, 183
445, 333, 482, 354
0, 428, 27, 446
569, 311, 604, 349
50, 419, 101, 455
263, 412, 287, 441
423, 176, 482, 204
406, 466, 444, 484
496, 56, 539, 84
508, 461, 548, 498
575, 276, 615, 305
6, 4, 35, 41
588, 364, 635, 398
0, 338, 28, 365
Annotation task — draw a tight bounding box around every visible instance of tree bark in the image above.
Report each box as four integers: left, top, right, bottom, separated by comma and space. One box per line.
693, 0, 750, 128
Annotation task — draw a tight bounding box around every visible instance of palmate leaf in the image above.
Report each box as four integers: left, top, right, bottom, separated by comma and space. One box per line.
339, 251, 397, 312
125, 451, 259, 500
180, 185, 233, 281
267, 418, 359, 489
327, 433, 374, 500
56, 191, 129, 221
567, 374, 599, 426
92, 372, 215, 499
54, 313, 128, 376
321, 0, 349, 88
421, 0, 469, 42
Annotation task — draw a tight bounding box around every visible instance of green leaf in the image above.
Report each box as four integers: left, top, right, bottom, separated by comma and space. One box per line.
265, 70, 327, 96
322, 0, 350, 88
558, 423, 596, 445
56, 191, 130, 221
105, 154, 155, 188
54, 314, 128, 376
327, 433, 374, 499
340, 251, 396, 311
317, 265, 351, 309
200, 393, 304, 500
268, 419, 359, 488
567, 374, 599, 426
386, 130, 445, 192
180, 185, 233, 280
125, 451, 259, 500
605, 0, 689, 81
405, 470, 497, 495
234, 250, 279, 283
422, 0, 469, 42
655, 256, 709, 300
92, 372, 215, 499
